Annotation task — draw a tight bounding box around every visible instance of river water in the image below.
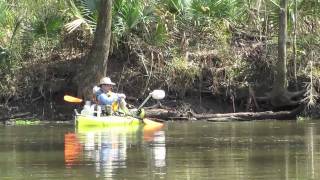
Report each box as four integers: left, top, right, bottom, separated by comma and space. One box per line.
0, 120, 319, 179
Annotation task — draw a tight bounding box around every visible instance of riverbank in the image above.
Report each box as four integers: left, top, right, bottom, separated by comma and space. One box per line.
0, 51, 318, 122
1, 0, 320, 123
1, 88, 318, 123
0, 55, 319, 122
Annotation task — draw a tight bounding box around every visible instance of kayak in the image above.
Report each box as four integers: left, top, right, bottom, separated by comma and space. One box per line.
75, 112, 142, 128
75, 123, 142, 134
74, 109, 163, 130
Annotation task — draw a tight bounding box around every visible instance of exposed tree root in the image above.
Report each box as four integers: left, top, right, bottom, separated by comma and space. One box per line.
255, 89, 306, 111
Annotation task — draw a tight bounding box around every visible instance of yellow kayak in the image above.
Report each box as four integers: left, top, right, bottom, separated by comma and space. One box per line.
75, 113, 142, 128
74, 109, 163, 130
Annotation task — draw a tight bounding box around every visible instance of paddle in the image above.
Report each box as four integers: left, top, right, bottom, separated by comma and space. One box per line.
64, 95, 83, 103
137, 90, 165, 111
64, 90, 165, 107
135, 90, 165, 127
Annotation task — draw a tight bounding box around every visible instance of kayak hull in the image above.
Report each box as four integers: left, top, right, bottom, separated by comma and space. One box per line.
75, 114, 142, 128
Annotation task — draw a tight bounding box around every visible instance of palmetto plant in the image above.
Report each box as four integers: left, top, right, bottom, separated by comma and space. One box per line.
65, 0, 169, 46
113, 0, 146, 41
0, 1, 7, 43
65, 0, 157, 37
193, 0, 239, 18
0, 0, 68, 99
113, 0, 170, 47
0, 1, 10, 63
163, 0, 191, 14
65, 0, 98, 34
114, 0, 144, 30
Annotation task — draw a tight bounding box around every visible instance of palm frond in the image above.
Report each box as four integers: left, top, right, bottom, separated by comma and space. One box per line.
267, 0, 280, 9
65, 19, 88, 33
163, 0, 190, 14
113, 0, 153, 39
65, 0, 97, 34
119, 0, 144, 29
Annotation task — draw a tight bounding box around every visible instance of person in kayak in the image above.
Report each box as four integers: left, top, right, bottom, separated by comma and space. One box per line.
93, 77, 128, 115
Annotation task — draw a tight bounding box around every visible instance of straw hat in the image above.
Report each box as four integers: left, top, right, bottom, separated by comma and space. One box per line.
99, 77, 116, 86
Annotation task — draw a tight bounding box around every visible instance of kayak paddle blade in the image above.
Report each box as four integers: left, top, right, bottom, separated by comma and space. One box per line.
151, 90, 165, 100
64, 95, 83, 103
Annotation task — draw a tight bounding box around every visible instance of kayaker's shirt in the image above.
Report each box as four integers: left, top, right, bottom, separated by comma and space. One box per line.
96, 89, 120, 105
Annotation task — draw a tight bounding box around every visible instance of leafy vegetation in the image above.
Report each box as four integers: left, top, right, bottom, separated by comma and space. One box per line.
0, 0, 319, 114
12, 118, 41, 126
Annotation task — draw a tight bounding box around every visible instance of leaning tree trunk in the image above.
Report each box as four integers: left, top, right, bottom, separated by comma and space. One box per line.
270, 0, 290, 107
75, 0, 113, 100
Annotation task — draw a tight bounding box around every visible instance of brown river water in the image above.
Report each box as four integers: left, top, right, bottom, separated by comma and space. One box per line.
0, 120, 319, 179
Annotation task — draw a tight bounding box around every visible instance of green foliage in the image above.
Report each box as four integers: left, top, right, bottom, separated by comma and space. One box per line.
0, 1, 7, 40
113, 0, 148, 42
114, 0, 143, 30
12, 118, 41, 126
163, 0, 190, 14
298, 0, 320, 17
0, 0, 319, 106
79, 0, 99, 12
153, 21, 168, 46
112, 0, 172, 47
31, 16, 64, 38
296, 116, 311, 121
189, 0, 249, 23
0, 1, 23, 97
145, 20, 168, 46
0, 0, 69, 100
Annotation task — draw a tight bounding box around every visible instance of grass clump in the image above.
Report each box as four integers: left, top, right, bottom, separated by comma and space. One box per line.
164, 57, 200, 97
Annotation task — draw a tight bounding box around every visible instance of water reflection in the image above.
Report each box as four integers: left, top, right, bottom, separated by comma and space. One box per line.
306, 124, 317, 179
1, 121, 320, 179
152, 131, 166, 168
64, 124, 165, 178
64, 133, 82, 166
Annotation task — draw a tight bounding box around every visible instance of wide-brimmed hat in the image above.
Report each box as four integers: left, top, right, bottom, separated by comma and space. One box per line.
99, 77, 116, 86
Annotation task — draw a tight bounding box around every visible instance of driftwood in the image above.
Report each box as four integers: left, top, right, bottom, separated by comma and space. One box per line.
145, 108, 181, 120
0, 112, 32, 122
145, 105, 304, 122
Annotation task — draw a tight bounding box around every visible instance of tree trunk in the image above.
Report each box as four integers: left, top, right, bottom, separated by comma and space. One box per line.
271, 0, 289, 107
75, 0, 113, 100
293, 0, 298, 89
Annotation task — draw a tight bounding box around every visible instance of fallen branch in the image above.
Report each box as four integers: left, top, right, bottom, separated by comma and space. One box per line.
0, 112, 32, 122
145, 105, 304, 121
145, 108, 180, 120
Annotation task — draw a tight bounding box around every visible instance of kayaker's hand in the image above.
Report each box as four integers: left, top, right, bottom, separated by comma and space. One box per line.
92, 86, 100, 94
118, 93, 126, 99
137, 108, 145, 119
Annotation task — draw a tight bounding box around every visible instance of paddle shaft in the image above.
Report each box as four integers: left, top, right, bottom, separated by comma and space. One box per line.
137, 93, 152, 111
